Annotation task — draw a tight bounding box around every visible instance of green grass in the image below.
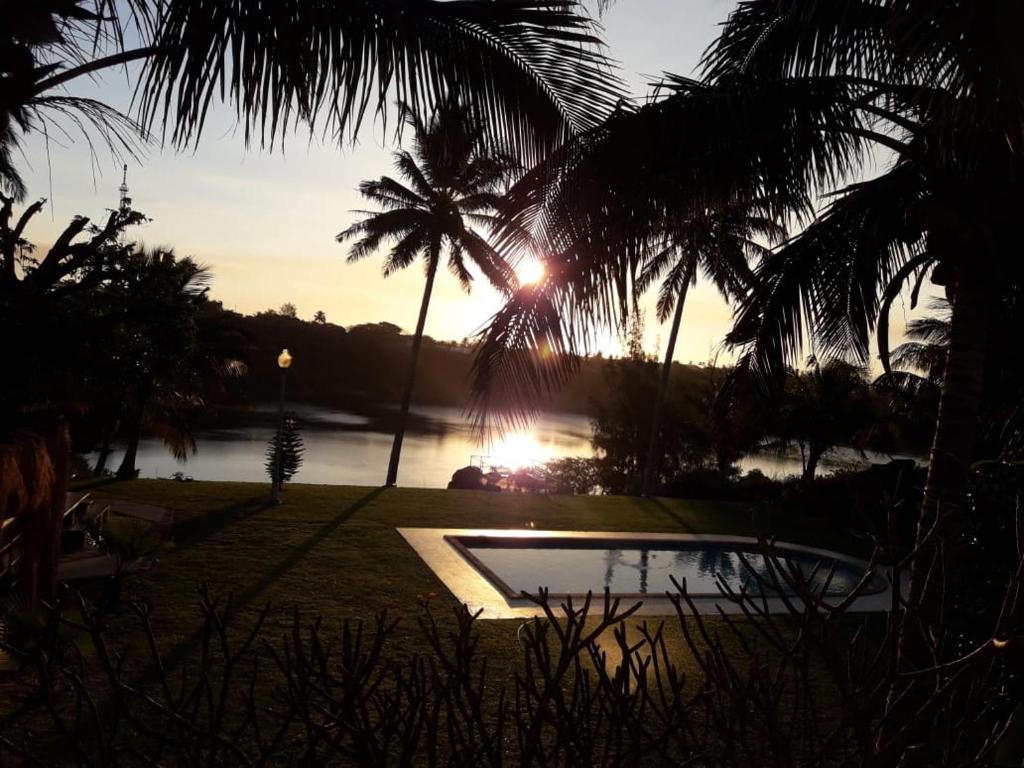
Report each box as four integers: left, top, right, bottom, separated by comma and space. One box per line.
2, 480, 863, 742
69, 479, 862, 624
62, 480, 858, 665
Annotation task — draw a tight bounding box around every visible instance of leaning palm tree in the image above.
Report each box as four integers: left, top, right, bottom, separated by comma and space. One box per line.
637, 207, 783, 495
0, 0, 621, 199
338, 103, 517, 486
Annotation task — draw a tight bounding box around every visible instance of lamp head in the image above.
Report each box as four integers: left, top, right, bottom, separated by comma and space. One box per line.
277, 349, 293, 369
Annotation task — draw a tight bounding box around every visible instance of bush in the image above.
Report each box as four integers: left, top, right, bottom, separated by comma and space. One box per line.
661, 467, 784, 503
1, 562, 1019, 766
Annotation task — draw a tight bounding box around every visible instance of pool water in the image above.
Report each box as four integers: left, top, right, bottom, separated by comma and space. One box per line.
455, 537, 880, 598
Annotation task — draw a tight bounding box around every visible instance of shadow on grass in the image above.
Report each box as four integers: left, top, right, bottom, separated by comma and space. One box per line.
172, 494, 276, 547
635, 496, 698, 534
155, 485, 388, 675
0, 486, 390, 731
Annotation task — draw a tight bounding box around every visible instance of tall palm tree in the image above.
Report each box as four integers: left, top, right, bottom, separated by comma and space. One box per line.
0, 0, 622, 199
338, 103, 516, 487
465, 3, 1024, 746
637, 207, 782, 495
470, 0, 1023, 614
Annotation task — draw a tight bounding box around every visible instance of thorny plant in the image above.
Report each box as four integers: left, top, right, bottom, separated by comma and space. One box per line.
0, 516, 1022, 767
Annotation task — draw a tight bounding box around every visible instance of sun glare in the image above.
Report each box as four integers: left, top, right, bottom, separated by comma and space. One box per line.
489, 432, 548, 469
516, 257, 546, 286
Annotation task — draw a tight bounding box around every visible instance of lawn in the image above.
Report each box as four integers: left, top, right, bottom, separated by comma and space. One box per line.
62, 479, 857, 674
1, 480, 867, 757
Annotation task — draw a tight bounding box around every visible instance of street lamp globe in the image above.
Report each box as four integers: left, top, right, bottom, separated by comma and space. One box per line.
278, 349, 293, 369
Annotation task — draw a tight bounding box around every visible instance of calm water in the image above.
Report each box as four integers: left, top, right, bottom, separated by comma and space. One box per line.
92, 402, 912, 488
463, 539, 875, 596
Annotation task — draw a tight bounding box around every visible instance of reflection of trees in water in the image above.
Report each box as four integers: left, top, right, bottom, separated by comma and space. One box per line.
605, 548, 656, 593
663, 546, 858, 596
603, 549, 622, 590
688, 549, 742, 587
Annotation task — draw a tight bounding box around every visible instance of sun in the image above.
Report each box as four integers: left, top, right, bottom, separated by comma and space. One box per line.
489, 432, 547, 469
516, 257, 546, 286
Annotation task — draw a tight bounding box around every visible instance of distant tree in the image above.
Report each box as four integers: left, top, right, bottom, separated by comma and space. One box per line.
684, 361, 768, 476
590, 312, 705, 494
313, 310, 327, 324
777, 358, 875, 485
637, 207, 784, 495
539, 457, 600, 495
279, 303, 298, 319
106, 250, 247, 479
338, 101, 517, 486
265, 415, 305, 488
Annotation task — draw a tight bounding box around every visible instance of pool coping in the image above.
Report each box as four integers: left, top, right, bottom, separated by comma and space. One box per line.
398, 528, 898, 619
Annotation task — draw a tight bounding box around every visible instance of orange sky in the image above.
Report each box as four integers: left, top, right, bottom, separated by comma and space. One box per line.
17, 0, 922, 367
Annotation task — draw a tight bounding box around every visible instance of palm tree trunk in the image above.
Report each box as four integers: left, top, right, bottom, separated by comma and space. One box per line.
904, 265, 989, 617
801, 443, 824, 485
385, 244, 440, 487
115, 398, 147, 481
916, 267, 989, 547
94, 438, 112, 475
881, 263, 990, 757
641, 260, 695, 496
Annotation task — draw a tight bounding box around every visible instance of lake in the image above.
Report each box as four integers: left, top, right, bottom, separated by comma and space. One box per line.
92, 402, 915, 488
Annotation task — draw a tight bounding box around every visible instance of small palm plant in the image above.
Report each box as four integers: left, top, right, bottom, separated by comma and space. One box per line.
338, 102, 517, 486
265, 415, 305, 491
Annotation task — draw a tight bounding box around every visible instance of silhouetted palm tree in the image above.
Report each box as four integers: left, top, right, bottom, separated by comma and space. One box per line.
109, 249, 246, 479
777, 358, 874, 485
338, 103, 517, 486
637, 207, 783, 495
469, 2, 1024, 642
875, 300, 950, 400
0, 0, 621, 198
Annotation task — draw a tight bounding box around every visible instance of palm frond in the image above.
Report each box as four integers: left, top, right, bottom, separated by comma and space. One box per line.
383, 229, 432, 276
358, 176, 427, 211
140, 0, 625, 162
471, 72, 861, 428
701, 0, 897, 84
337, 209, 429, 263
458, 228, 515, 295
727, 161, 926, 388
470, 277, 583, 435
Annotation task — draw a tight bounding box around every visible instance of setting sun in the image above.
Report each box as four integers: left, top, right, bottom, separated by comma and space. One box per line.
516, 257, 546, 286
488, 432, 549, 469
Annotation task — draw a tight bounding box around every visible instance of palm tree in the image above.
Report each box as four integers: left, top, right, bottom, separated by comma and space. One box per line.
338, 103, 517, 487
877, 298, 1024, 462
637, 207, 782, 495
470, 1, 1023, 620
106, 249, 246, 479
777, 358, 874, 485
1, 0, 621, 199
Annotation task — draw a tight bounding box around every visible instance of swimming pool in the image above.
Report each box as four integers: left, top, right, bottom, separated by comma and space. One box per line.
449, 535, 885, 599
399, 528, 894, 619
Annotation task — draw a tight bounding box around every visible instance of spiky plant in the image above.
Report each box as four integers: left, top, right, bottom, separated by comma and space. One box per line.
265, 415, 305, 489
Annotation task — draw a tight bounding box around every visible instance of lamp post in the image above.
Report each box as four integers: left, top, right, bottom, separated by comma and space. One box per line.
271, 348, 293, 505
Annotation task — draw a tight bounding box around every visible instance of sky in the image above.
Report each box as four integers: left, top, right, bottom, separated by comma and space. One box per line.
17, 0, 918, 366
